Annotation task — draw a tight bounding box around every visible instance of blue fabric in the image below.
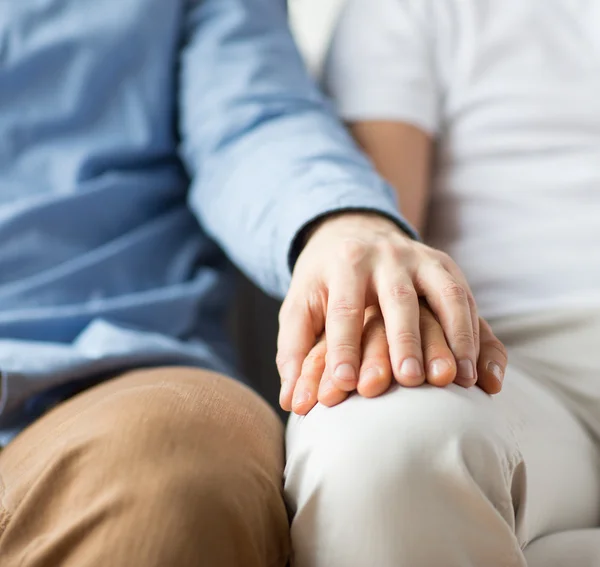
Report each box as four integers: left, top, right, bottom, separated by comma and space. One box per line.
0, 0, 414, 444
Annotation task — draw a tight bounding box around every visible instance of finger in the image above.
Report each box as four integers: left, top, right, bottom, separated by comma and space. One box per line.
475, 318, 508, 395
419, 304, 457, 387
443, 259, 481, 361
325, 255, 368, 392
291, 337, 327, 415
318, 370, 350, 408
416, 261, 477, 388
375, 268, 425, 387
357, 306, 393, 397
277, 293, 323, 411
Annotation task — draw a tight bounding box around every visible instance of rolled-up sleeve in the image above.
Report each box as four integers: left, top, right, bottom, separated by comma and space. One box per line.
179, 0, 418, 299
325, 0, 440, 134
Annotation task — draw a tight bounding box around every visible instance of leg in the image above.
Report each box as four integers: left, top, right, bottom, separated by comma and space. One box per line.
285, 364, 600, 567
525, 530, 600, 567
0, 367, 289, 567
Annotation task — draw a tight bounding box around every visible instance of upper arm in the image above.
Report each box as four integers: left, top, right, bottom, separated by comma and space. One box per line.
349, 121, 432, 234
323, 0, 439, 231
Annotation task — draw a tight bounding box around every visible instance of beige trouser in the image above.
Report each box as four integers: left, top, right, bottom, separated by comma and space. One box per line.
286, 308, 600, 566
0, 368, 290, 567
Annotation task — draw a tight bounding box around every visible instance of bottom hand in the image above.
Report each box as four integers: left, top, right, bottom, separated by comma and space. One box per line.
283, 303, 507, 416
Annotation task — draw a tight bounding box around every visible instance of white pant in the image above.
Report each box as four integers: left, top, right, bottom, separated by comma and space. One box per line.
285, 308, 600, 566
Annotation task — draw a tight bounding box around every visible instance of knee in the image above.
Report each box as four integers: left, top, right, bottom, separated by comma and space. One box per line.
84, 367, 283, 469
286, 384, 517, 510
85, 366, 285, 493
68, 368, 288, 562
1, 368, 289, 567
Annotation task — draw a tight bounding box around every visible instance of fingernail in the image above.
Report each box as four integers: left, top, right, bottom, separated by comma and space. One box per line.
400, 357, 423, 378
293, 389, 311, 407
429, 358, 452, 378
487, 361, 504, 384
456, 359, 476, 387
320, 379, 335, 394
360, 367, 382, 383
334, 363, 356, 382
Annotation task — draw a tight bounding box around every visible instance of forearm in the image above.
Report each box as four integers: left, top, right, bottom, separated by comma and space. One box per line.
179, 0, 417, 299
349, 121, 433, 234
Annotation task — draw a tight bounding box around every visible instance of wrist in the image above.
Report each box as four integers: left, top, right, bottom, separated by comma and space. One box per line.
304, 210, 407, 246
290, 210, 411, 270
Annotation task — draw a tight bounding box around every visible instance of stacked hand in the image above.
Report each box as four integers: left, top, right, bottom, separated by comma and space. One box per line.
277, 213, 507, 415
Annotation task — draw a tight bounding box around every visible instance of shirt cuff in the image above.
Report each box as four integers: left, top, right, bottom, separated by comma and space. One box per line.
272, 182, 419, 298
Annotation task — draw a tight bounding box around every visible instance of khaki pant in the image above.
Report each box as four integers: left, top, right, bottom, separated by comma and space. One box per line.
0, 368, 290, 567
286, 308, 600, 567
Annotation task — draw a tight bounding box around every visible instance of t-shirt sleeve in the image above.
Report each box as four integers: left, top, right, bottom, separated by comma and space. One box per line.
324, 0, 440, 135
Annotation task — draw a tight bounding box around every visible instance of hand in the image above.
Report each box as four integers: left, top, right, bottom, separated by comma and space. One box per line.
277, 212, 507, 412
287, 303, 507, 415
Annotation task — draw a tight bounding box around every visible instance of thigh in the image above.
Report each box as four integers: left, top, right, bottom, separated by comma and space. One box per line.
0, 367, 284, 499
492, 308, 600, 444
499, 358, 600, 543
0, 367, 289, 567
525, 529, 600, 567
286, 360, 600, 548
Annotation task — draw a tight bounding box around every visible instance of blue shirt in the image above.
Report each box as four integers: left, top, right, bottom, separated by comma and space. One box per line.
0, 0, 412, 444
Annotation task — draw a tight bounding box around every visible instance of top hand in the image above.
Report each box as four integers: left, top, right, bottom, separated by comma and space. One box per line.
277, 212, 507, 411
285, 302, 507, 414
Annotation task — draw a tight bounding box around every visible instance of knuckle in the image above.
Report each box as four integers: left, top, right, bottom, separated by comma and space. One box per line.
376, 238, 405, 262
440, 281, 467, 301
339, 238, 369, 266
388, 283, 417, 302
327, 343, 359, 362
328, 299, 361, 319
426, 258, 446, 272
331, 341, 359, 354
435, 250, 453, 267
452, 329, 475, 346
390, 330, 421, 350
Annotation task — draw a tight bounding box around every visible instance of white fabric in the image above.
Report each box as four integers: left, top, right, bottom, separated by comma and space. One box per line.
325, 0, 600, 319
288, 0, 345, 74
285, 308, 600, 566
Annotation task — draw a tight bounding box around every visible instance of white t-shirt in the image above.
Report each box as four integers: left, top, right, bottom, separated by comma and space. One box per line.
325, 0, 600, 319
